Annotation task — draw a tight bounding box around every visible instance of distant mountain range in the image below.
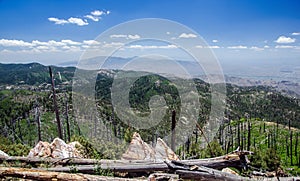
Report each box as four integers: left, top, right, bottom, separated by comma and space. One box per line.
0, 60, 299, 98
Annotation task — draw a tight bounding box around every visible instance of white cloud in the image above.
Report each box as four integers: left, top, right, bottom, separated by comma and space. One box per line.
264, 45, 270, 49
90, 10, 110, 16
91, 10, 104, 16
0, 49, 14, 53
209, 45, 220, 49
32, 40, 66, 47
227, 45, 247, 49
102, 42, 124, 48
84, 15, 99, 22
48, 9, 110, 27
0, 39, 32, 47
48, 17, 69, 25
110, 34, 141, 39
110, 34, 127, 38
275, 45, 295, 49
179, 33, 197, 38
195, 45, 220, 49
128, 34, 140, 39
212, 39, 218, 43
127, 44, 177, 49
250, 46, 264, 51
36, 46, 50, 50
292, 32, 300, 36
68, 46, 82, 52
275, 36, 296, 44
48, 17, 88, 26
83, 40, 100, 45
68, 17, 88, 26
61, 39, 81, 45
62, 45, 71, 50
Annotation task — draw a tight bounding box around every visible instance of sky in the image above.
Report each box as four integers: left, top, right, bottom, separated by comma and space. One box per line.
0, 0, 300, 80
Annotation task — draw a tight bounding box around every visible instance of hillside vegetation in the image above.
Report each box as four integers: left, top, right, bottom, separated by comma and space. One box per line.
0, 62, 299, 176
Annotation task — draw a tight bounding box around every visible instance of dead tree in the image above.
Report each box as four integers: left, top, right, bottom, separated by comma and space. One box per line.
295, 133, 299, 165
35, 107, 41, 141
49, 66, 63, 139
65, 93, 70, 142
290, 131, 293, 165
247, 120, 251, 151
171, 110, 176, 151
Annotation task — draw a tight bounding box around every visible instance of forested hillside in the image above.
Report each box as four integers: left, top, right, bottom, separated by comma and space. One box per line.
0, 63, 299, 176
0, 63, 74, 85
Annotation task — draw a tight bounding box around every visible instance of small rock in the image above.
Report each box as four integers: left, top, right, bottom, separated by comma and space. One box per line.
0, 149, 9, 158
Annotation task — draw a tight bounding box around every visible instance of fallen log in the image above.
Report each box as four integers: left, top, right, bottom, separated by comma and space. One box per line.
25, 151, 250, 175
1, 156, 168, 167
0, 150, 251, 172
0, 167, 146, 181
165, 160, 250, 181
36, 162, 169, 173
176, 170, 247, 181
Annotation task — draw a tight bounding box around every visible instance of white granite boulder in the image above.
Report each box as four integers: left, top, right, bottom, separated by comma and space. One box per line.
122, 132, 179, 161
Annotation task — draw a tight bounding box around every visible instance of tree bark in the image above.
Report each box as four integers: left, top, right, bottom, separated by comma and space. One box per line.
0, 167, 144, 181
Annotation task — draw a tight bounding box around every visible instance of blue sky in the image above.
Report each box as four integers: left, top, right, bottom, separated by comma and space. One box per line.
0, 0, 300, 78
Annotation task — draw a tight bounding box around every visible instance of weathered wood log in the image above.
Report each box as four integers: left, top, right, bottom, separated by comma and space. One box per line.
176, 170, 248, 181
165, 160, 250, 181
1, 156, 167, 167
0, 167, 146, 181
37, 163, 169, 173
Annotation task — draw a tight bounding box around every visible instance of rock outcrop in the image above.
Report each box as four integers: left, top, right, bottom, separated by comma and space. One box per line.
122, 132, 179, 161
28, 138, 83, 159
0, 150, 9, 158
155, 138, 179, 161
27, 141, 51, 158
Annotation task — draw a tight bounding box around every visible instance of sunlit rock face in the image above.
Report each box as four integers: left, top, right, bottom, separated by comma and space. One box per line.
122, 132, 179, 161
0, 150, 9, 158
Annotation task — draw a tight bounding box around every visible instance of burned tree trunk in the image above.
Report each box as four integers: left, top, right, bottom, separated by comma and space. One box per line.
65, 94, 70, 142
171, 110, 176, 151
247, 120, 251, 151
290, 131, 293, 165
35, 107, 41, 141
49, 66, 63, 139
